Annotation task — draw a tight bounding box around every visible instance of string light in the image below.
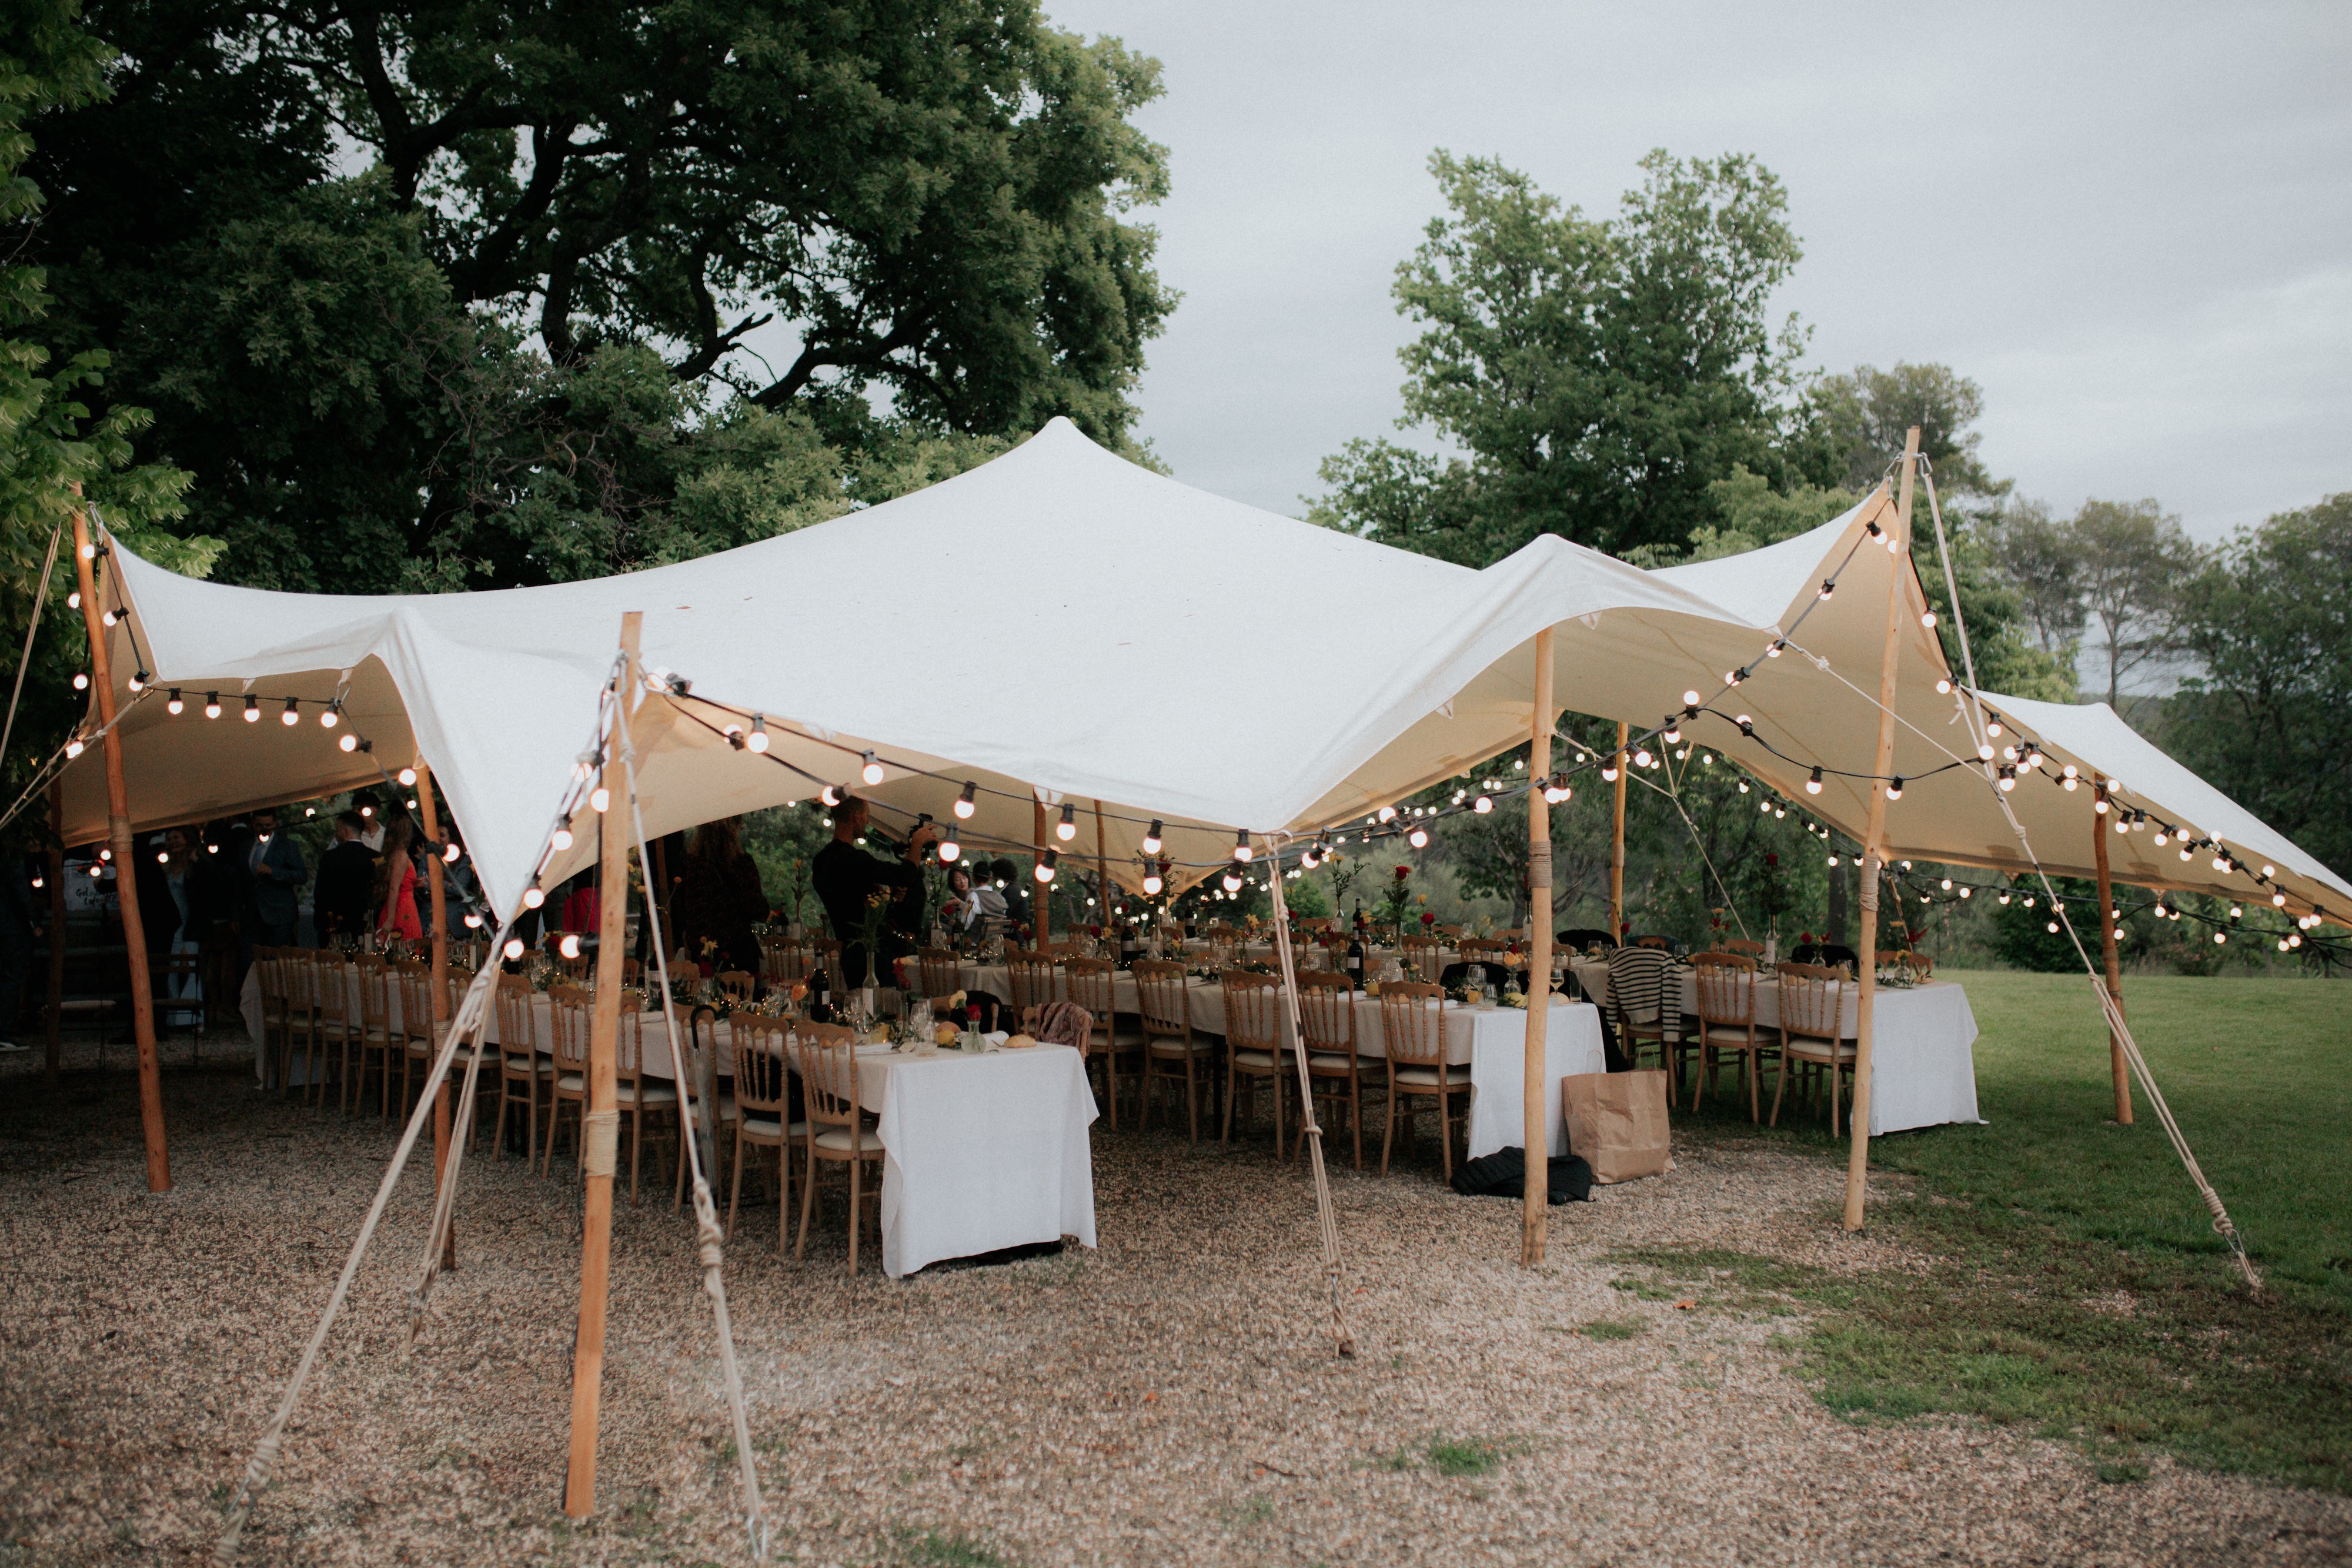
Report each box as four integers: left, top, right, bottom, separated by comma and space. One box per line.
1142, 869, 1164, 896
861, 750, 884, 786
1920, 610, 1938, 628
66, 590, 79, 609
72, 673, 88, 691
1220, 865, 1244, 894
1806, 765, 1823, 795
938, 824, 960, 863
64, 738, 84, 759
199, 691, 217, 718
320, 703, 338, 728
504, 938, 525, 961
1058, 804, 1078, 842
1408, 825, 1429, 848
1473, 795, 1493, 814
128, 669, 148, 692
559, 934, 582, 959
1633, 747, 1653, 768
591, 787, 611, 813
747, 714, 769, 753
522, 882, 545, 909
339, 733, 358, 753
397, 767, 417, 787
102, 609, 119, 627
1035, 850, 1058, 884
820, 784, 841, 807
1142, 819, 1162, 854
280, 697, 300, 726
442, 841, 460, 864
242, 695, 259, 723
165, 689, 183, 714
552, 817, 575, 851
1377, 805, 1398, 823
1232, 829, 1253, 862
1886, 776, 1903, 801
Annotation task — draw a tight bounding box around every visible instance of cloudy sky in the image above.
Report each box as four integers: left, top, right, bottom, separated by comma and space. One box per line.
1047, 1, 2351, 540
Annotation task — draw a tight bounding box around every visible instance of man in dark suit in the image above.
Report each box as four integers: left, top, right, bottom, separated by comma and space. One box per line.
242, 807, 309, 947
313, 810, 376, 945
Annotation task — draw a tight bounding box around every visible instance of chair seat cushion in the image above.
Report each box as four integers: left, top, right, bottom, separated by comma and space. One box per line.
617, 1081, 679, 1107
1231, 1049, 1281, 1069
812, 1125, 881, 1154
690, 1094, 740, 1122
1702, 1026, 1765, 1047
1146, 1039, 1201, 1058
505, 1053, 554, 1074
1307, 1052, 1356, 1071
1783, 1035, 1856, 1062
740, 1114, 808, 1140
1392, 1065, 1471, 1087
557, 1072, 584, 1092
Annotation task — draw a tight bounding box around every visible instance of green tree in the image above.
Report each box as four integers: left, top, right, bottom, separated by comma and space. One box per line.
1312, 149, 1812, 564
1806, 362, 2004, 497
2067, 498, 2196, 711
2161, 494, 2352, 879
1989, 877, 2095, 972
0, 0, 208, 804
28, 0, 1172, 592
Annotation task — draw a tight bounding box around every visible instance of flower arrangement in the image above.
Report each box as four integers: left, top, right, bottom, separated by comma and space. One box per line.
1375, 864, 1415, 931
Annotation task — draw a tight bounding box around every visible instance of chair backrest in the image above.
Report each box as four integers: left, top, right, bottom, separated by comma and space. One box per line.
1690, 951, 1757, 1025
1005, 948, 1057, 1012
811, 937, 844, 992
311, 954, 352, 1023
793, 1022, 864, 1129
1130, 959, 1189, 1036
1399, 934, 1444, 981
714, 969, 755, 1005
730, 1013, 793, 1115
1458, 937, 1508, 966
1814, 942, 1860, 972
392, 960, 435, 1042
1722, 937, 1766, 958
1492, 928, 1524, 943
1633, 933, 1679, 952
546, 984, 591, 1073
777, 942, 816, 985
1220, 970, 1284, 1054
756, 933, 791, 987
251, 947, 283, 1006
1295, 971, 1354, 1054
1776, 961, 1845, 1039
356, 957, 395, 1032
917, 947, 962, 998
495, 972, 537, 1055
1434, 924, 1464, 941
1063, 957, 1115, 1031
1907, 952, 1935, 979
1375, 981, 1446, 1068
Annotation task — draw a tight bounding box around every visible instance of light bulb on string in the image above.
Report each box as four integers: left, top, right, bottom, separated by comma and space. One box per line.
861, 751, 884, 786
128, 669, 148, 693
1805, 765, 1823, 795
504, 938, 525, 961
590, 787, 610, 813
523, 882, 544, 910
397, 767, 417, 787
1221, 866, 1244, 894
820, 784, 841, 808
64, 737, 84, 759
243, 695, 259, 723
338, 733, 358, 753
1141, 819, 1162, 854
1408, 825, 1429, 848
746, 714, 769, 753
949, 782, 977, 820
1921, 610, 1938, 628
280, 697, 300, 726
1601, 761, 1618, 782
1936, 678, 1952, 694
442, 840, 460, 864
559, 934, 581, 959
66, 591, 79, 610
1886, 777, 1903, 801
166, 689, 183, 715
102, 609, 119, 628
1737, 780, 1749, 794
1817, 580, 1836, 601
1058, 804, 1078, 842
72, 672, 88, 691
1035, 850, 1058, 884
1986, 718, 2003, 738
1377, 805, 1397, 824
1142, 870, 1164, 896
1773, 807, 1786, 819
319, 703, 338, 728
724, 723, 746, 750
1633, 747, 1653, 768
1473, 795, 1492, 814
1232, 830, 1253, 862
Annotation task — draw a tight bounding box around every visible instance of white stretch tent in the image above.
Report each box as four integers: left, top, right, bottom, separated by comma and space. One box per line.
65, 419, 1776, 915
63, 417, 2348, 931
1649, 504, 2352, 925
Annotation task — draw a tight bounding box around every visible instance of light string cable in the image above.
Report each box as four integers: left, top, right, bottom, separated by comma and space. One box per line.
0, 687, 153, 840
0, 520, 63, 778
1915, 460, 2260, 1290
1260, 827, 1356, 1358
621, 675, 769, 1561
214, 671, 616, 1567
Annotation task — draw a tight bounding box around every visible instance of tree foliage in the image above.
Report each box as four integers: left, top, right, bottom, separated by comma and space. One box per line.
1312, 150, 1813, 564
0, 0, 208, 810
2161, 494, 2352, 878
27, 0, 1172, 591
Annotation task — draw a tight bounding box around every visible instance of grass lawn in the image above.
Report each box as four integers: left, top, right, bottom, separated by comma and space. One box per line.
1649, 968, 2352, 1493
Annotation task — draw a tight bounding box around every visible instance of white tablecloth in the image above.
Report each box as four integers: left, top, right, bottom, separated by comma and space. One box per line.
1572, 962, 1981, 1135
851, 1043, 1097, 1278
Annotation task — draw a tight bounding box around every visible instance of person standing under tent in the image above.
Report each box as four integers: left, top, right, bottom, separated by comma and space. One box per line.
373, 815, 422, 942
243, 807, 308, 947
670, 817, 769, 974
988, 856, 1033, 940
313, 811, 376, 945
811, 797, 936, 987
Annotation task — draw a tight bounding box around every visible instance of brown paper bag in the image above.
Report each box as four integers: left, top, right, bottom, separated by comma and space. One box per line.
1560, 1069, 1675, 1183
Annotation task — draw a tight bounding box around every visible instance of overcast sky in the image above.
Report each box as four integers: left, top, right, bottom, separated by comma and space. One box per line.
1044, 1, 2351, 540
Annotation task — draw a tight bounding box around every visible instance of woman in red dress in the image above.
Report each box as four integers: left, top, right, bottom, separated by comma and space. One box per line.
375, 814, 423, 941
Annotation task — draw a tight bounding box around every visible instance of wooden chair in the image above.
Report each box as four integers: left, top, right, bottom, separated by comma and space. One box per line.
714, 969, 756, 1007
354, 957, 401, 1122
612, 1008, 683, 1204
542, 984, 592, 1176
1772, 962, 1857, 1134
249, 948, 288, 1091
1064, 957, 1144, 1128
1603, 944, 1683, 1093
311, 954, 359, 1113
1434, 924, 1465, 942
1295, 971, 1367, 1169
917, 947, 963, 1000
755, 933, 791, 989
1220, 971, 1291, 1155
1005, 948, 1058, 1014
1376, 981, 1469, 1178
493, 972, 553, 1164
1690, 951, 1775, 1122
1458, 937, 1509, 974
793, 1022, 883, 1273
1723, 937, 1766, 959
813, 937, 847, 995
776, 941, 818, 987
1133, 959, 1211, 1141
1399, 934, 1446, 982
283, 951, 329, 1105
726, 1014, 806, 1249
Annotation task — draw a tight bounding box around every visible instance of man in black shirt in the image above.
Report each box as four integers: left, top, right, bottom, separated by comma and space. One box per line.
314, 811, 377, 944
810, 795, 937, 986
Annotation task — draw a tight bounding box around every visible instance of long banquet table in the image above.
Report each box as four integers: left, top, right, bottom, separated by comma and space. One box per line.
1569, 959, 1981, 1135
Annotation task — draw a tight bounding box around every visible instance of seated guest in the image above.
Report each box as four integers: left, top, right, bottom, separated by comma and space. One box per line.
941, 864, 1008, 937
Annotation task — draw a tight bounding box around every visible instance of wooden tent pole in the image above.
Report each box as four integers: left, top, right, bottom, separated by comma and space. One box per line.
1843, 427, 1920, 1233
1609, 722, 1628, 942
416, 761, 457, 1268
565, 610, 640, 1518
45, 779, 65, 1088
1522, 628, 1555, 1266
70, 492, 168, 1192
2092, 783, 2133, 1124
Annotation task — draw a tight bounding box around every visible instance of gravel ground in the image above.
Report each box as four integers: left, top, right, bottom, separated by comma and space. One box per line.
3, 1032, 2346, 1566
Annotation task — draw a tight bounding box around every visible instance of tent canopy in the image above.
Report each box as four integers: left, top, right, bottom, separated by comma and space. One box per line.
64, 418, 2348, 932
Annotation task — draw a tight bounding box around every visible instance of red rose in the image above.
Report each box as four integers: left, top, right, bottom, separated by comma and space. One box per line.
1395, 865, 1411, 879
1421, 911, 1435, 925
1765, 853, 1779, 866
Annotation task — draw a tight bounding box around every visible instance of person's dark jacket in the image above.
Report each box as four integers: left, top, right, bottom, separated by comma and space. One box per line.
811, 838, 922, 984
314, 840, 377, 943
671, 848, 769, 972
240, 829, 308, 929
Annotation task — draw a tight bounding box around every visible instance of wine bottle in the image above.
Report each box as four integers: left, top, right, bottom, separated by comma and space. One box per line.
1346, 930, 1365, 984
807, 964, 832, 1024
